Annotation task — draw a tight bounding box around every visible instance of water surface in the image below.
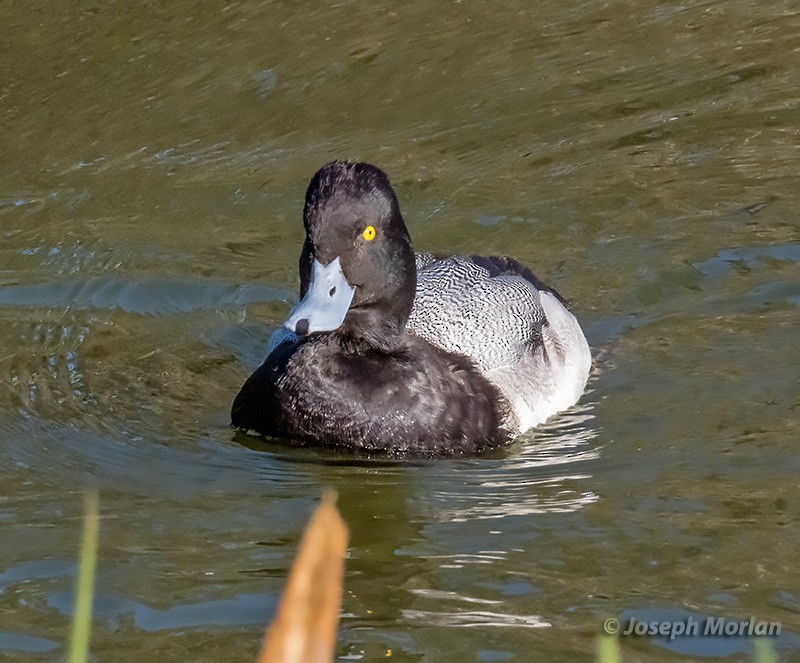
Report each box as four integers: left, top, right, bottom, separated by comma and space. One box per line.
1, 1, 798, 661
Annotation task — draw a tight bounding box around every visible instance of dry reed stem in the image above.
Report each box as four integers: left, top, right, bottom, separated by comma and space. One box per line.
257, 491, 348, 663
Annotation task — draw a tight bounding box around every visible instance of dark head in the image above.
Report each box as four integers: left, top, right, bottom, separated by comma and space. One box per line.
285, 161, 416, 346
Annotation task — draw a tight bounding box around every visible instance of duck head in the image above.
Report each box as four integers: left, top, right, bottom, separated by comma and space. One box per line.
284, 161, 416, 345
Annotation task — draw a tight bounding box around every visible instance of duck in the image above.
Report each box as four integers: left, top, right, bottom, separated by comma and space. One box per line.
231, 161, 591, 456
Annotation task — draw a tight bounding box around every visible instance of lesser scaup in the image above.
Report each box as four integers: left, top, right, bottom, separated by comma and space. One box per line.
232, 161, 591, 456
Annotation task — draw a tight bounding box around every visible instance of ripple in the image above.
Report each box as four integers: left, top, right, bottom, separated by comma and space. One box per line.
47, 591, 274, 631
1, 414, 318, 499
413, 402, 600, 522
617, 606, 800, 658
401, 609, 549, 629
693, 244, 800, 278
0, 277, 288, 316
0, 632, 58, 654
408, 589, 502, 605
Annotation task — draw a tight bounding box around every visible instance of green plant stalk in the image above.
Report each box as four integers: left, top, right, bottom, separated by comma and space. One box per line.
68, 490, 99, 663
753, 637, 778, 663
596, 632, 621, 663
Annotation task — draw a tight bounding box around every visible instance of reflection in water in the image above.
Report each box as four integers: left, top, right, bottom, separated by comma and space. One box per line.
419, 405, 600, 523
0, 633, 58, 655
49, 590, 274, 631
617, 607, 800, 659
0, 277, 287, 316
1, 0, 799, 659
403, 588, 549, 633
401, 609, 549, 629
693, 244, 800, 279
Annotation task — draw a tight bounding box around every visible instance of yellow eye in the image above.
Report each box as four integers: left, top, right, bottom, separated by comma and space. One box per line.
362, 225, 376, 241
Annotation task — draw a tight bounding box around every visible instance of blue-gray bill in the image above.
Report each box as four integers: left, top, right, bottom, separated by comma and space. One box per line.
284, 257, 355, 336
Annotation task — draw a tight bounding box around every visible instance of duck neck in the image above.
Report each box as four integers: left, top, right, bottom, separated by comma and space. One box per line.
337, 306, 408, 353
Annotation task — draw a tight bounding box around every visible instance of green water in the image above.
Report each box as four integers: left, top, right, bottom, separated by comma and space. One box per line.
1, 1, 798, 661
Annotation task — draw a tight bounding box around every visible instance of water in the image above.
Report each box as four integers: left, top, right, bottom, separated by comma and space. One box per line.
1, 0, 798, 660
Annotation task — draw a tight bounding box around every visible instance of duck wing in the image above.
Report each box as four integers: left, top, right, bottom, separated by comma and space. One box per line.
407, 253, 551, 373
